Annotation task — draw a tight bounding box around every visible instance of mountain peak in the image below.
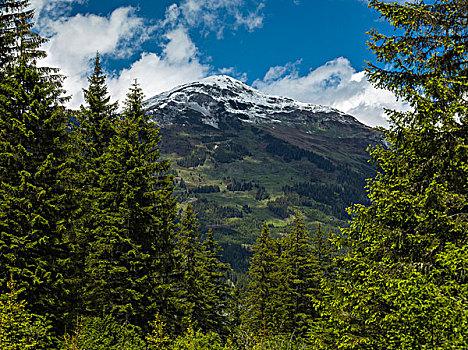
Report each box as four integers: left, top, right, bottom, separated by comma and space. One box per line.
145, 75, 364, 131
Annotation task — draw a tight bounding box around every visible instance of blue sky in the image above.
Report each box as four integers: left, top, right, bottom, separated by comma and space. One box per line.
31, 0, 406, 126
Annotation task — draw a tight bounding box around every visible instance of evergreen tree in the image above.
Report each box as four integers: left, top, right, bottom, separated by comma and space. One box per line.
0, 0, 72, 331
311, 224, 335, 279
0, 0, 47, 69
198, 229, 231, 335
175, 206, 231, 335
80, 80, 177, 328
243, 222, 282, 336
175, 205, 205, 331
77, 53, 118, 159
70, 53, 119, 318
312, 1, 468, 348
278, 213, 320, 337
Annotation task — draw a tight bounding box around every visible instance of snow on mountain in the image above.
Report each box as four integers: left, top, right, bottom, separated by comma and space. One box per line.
145, 75, 364, 130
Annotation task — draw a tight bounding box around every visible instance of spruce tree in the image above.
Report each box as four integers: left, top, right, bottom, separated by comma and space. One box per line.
279, 213, 320, 337
243, 222, 282, 336
174, 205, 208, 332
312, 1, 468, 348
80, 80, 177, 328
0, 0, 72, 331
0, 0, 47, 69
70, 53, 118, 317
175, 206, 231, 335
77, 53, 118, 159
198, 229, 231, 335
311, 224, 335, 279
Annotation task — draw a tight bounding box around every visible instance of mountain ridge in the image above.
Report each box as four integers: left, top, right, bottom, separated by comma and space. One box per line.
145, 75, 369, 133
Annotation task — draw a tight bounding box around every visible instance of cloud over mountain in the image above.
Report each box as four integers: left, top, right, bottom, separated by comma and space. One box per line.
254, 58, 408, 127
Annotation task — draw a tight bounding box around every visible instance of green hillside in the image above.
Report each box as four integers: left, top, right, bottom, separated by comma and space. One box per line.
158, 120, 378, 270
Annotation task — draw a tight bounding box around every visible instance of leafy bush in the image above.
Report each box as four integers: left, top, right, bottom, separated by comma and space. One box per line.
171, 327, 226, 350
61, 316, 146, 350
0, 283, 54, 350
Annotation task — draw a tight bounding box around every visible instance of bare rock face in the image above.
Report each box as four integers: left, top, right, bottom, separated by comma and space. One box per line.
145, 75, 368, 134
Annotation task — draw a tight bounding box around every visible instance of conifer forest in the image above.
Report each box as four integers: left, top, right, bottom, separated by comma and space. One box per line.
1, 0, 468, 348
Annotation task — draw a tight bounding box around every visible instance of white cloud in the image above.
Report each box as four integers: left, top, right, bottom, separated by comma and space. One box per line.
161, 0, 265, 38
254, 57, 408, 127
39, 7, 149, 108
30, 0, 82, 19
107, 28, 209, 104
33, 0, 266, 109
234, 2, 265, 32
163, 27, 198, 64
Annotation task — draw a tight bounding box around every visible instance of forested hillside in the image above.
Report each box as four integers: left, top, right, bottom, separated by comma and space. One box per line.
144, 73, 379, 275
1, 0, 468, 349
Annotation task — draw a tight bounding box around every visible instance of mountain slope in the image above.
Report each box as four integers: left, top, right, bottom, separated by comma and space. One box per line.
145, 75, 379, 272
146, 75, 361, 130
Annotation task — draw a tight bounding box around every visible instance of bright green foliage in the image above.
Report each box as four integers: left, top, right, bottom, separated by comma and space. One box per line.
229, 331, 310, 350
0, 282, 53, 350
80, 80, 177, 327
175, 206, 231, 334
243, 222, 282, 335
311, 0, 468, 348
278, 214, 320, 337
170, 325, 226, 350
146, 313, 172, 350
0, 0, 72, 330
60, 315, 146, 350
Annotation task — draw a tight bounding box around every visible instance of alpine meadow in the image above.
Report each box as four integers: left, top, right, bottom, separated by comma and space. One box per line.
1, 0, 468, 349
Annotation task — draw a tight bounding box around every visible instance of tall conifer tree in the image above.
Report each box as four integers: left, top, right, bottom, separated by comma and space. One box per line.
279, 213, 320, 337
312, 1, 468, 348
175, 206, 231, 335
80, 79, 176, 328
175, 205, 208, 332
0, 0, 71, 330
244, 222, 282, 335
198, 229, 231, 335
70, 53, 118, 317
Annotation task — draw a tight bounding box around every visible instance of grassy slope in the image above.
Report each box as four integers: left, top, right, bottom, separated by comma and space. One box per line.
159, 122, 377, 271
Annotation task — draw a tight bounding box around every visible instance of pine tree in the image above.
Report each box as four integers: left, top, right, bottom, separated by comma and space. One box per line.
0, 0, 72, 331
80, 80, 177, 328
312, 1, 468, 348
243, 222, 282, 336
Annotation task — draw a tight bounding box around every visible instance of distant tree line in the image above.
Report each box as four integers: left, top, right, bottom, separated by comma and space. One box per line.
263, 133, 335, 171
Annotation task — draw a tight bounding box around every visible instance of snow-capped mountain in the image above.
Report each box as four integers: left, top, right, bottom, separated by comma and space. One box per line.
142, 75, 378, 252
145, 75, 365, 131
